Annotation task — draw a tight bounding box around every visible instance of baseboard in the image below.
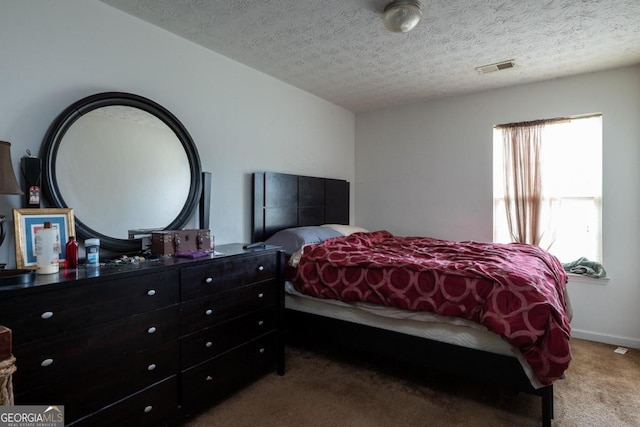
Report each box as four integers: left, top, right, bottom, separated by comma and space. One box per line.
571, 329, 640, 349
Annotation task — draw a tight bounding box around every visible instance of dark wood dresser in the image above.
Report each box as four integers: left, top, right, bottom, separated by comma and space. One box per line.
0, 244, 284, 426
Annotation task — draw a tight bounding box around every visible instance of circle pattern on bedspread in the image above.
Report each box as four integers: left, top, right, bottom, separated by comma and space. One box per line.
440, 274, 472, 301
386, 268, 413, 293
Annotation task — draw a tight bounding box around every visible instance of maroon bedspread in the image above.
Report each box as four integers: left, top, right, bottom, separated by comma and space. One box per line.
292, 231, 571, 386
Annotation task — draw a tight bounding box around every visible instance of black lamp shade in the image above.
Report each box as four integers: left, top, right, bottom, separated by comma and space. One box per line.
0, 141, 23, 195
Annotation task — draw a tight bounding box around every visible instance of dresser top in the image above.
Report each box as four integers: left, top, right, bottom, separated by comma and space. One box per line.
0, 243, 281, 295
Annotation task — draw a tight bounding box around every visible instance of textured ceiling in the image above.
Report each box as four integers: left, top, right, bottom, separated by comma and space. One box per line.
100, 0, 640, 112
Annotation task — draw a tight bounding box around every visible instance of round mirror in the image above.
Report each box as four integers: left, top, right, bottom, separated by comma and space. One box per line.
41, 92, 202, 253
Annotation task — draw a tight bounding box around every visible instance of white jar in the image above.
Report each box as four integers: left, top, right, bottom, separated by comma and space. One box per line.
35, 222, 59, 274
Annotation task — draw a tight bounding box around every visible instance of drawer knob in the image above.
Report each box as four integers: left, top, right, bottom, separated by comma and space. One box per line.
206, 375, 213, 382
144, 406, 153, 413
258, 320, 264, 326
147, 289, 156, 296
205, 341, 213, 348
258, 293, 264, 299
147, 364, 157, 371
259, 347, 265, 354
205, 309, 214, 316
41, 311, 54, 320
205, 277, 213, 284
147, 326, 157, 334
41, 358, 54, 367
258, 265, 265, 271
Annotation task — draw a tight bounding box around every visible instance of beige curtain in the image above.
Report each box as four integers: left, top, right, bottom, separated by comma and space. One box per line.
498, 120, 552, 245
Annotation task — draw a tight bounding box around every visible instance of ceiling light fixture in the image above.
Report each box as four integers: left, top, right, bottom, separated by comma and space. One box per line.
382, 0, 423, 33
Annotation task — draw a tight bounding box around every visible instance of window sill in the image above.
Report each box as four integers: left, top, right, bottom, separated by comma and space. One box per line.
566, 273, 610, 285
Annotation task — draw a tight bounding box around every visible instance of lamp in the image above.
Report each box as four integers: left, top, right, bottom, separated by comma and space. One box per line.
382, 0, 423, 33
0, 141, 22, 249
0, 141, 35, 285
0, 141, 22, 196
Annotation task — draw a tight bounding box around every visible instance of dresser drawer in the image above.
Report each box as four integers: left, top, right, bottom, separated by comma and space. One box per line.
181, 280, 277, 334
0, 270, 179, 346
181, 308, 278, 368
180, 332, 278, 414
13, 305, 179, 392
16, 340, 179, 424
244, 331, 280, 376
68, 376, 178, 427
181, 253, 276, 301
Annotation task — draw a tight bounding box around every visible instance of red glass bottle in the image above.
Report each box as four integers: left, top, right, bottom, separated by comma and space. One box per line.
65, 236, 79, 268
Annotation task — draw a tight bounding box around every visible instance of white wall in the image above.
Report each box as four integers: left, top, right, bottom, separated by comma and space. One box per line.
0, 0, 355, 266
355, 65, 640, 348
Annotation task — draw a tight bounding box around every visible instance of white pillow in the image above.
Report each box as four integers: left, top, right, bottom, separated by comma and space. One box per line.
321, 224, 369, 236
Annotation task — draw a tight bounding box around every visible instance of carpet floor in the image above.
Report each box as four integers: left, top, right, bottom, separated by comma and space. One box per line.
184, 338, 640, 426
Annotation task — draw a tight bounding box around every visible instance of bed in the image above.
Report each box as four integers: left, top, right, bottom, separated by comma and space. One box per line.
251, 171, 571, 427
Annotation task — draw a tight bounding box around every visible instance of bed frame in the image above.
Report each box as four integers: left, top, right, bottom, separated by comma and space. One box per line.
251, 171, 554, 427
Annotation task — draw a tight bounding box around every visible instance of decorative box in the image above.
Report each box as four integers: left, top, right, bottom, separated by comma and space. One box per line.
151, 229, 211, 256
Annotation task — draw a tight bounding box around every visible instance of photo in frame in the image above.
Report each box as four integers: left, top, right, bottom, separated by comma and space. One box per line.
13, 208, 75, 269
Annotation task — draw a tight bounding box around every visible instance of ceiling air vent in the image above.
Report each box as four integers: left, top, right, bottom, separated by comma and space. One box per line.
475, 60, 515, 74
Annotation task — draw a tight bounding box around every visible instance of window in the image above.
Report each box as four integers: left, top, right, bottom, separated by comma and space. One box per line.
493, 115, 602, 263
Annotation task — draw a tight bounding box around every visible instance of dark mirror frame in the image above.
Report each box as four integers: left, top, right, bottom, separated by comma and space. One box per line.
40, 92, 202, 253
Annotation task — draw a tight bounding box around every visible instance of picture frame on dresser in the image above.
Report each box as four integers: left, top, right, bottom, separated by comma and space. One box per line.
12, 208, 75, 269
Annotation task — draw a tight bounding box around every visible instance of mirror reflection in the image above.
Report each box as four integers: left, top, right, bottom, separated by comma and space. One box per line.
55, 106, 191, 239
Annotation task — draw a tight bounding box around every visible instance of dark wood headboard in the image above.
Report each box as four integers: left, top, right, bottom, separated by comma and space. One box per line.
251, 172, 350, 242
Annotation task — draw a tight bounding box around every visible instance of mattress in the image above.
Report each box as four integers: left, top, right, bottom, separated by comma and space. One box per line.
285, 281, 544, 389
